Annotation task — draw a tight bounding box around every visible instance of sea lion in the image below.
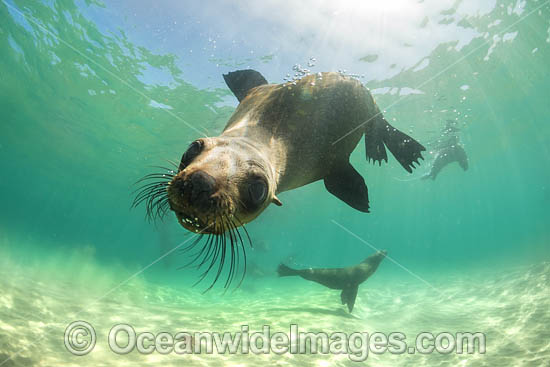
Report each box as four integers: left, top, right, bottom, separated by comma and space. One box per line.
134, 70, 424, 289
423, 120, 468, 180
278, 250, 387, 313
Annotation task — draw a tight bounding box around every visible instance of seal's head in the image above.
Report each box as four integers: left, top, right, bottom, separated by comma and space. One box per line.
167, 137, 280, 234
132, 136, 281, 291
362, 250, 387, 269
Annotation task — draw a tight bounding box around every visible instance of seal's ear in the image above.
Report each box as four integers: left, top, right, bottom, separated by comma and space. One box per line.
223, 69, 268, 102
272, 196, 283, 206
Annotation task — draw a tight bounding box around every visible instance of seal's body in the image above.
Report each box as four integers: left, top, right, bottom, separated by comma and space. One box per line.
422, 122, 468, 180
422, 144, 468, 180
222, 72, 377, 194
278, 250, 387, 312
165, 70, 425, 234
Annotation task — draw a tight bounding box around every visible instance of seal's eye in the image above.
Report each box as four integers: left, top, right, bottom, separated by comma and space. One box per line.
248, 180, 267, 206
179, 140, 203, 171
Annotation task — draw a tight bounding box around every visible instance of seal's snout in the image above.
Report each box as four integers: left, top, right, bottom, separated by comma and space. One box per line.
169, 170, 218, 211
167, 169, 230, 234
189, 171, 216, 208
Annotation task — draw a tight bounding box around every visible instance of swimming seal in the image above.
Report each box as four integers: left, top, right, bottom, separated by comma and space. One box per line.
423, 120, 468, 180
168, 69, 425, 229
278, 250, 387, 312
134, 70, 424, 289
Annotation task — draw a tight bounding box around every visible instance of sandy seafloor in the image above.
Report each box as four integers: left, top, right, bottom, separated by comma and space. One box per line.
0, 245, 549, 367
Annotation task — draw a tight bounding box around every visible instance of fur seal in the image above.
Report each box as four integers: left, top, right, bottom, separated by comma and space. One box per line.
423, 120, 468, 180
134, 69, 424, 289
278, 250, 387, 313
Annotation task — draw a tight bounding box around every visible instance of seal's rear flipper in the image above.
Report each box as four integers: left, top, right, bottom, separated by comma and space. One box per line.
277, 263, 298, 277
324, 162, 370, 213
365, 117, 426, 173
223, 70, 268, 102
456, 145, 469, 171
341, 286, 359, 313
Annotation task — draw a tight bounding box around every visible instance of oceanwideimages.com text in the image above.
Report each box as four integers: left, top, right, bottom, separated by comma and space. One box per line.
64, 321, 486, 362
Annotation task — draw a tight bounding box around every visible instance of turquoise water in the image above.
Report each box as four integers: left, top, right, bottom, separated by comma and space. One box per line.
1, 0, 549, 366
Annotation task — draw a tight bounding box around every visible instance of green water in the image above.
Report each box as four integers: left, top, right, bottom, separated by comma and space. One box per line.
1, 0, 549, 366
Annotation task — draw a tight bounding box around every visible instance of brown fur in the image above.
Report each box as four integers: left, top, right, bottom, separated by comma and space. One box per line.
167, 72, 411, 233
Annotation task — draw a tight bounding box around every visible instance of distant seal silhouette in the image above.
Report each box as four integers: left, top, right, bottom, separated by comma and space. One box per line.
134, 69, 424, 289
278, 250, 387, 312
423, 120, 468, 180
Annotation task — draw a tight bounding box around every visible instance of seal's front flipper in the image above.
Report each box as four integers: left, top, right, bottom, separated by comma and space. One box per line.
324, 162, 370, 213
365, 117, 426, 173
223, 69, 268, 102
340, 286, 359, 313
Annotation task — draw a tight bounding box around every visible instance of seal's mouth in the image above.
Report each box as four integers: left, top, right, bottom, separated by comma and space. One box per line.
132, 165, 252, 292
175, 211, 209, 232
172, 210, 226, 235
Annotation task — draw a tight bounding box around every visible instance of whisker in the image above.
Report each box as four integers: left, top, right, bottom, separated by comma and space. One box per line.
134, 186, 167, 206
149, 165, 177, 173
234, 215, 253, 248
154, 200, 253, 292
223, 216, 237, 290
229, 217, 244, 289
133, 172, 174, 186
154, 198, 170, 221
197, 217, 221, 270
185, 232, 215, 268
229, 219, 244, 268
132, 181, 169, 198
164, 159, 180, 170
135, 174, 173, 184
194, 229, 223, 288
178, 234, 204, 256
131, 166, 175, 224
208, 225, 227, 292
146, 194, 170, 222
227, 218, 247, 288
135, 187, 169, 202
132, 192, 159, 210
233, 216, 252, 287
200, 223, 228, 293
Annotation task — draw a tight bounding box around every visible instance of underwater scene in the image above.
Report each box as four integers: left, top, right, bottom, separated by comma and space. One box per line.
1, 0, 549, 366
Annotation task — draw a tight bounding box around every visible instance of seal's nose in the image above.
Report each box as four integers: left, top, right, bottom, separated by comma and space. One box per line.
189, 171, 216, 208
